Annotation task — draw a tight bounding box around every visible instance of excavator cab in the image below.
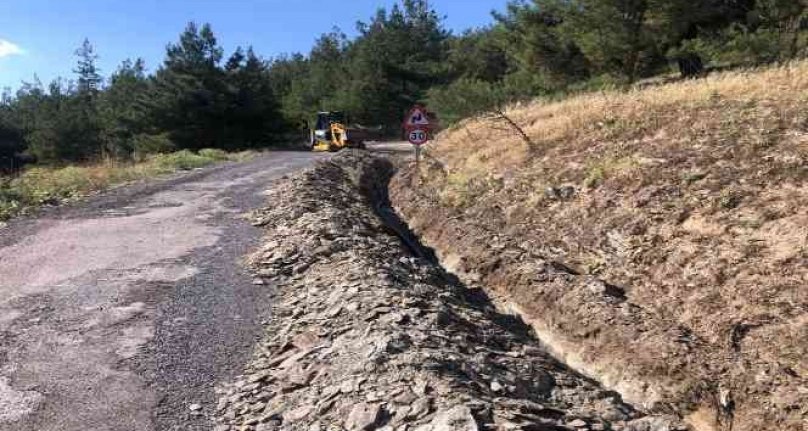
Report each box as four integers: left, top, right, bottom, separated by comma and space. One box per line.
311, 111, 347, 152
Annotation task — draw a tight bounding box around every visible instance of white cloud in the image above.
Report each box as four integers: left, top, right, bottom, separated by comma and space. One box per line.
0, 39, 24, 58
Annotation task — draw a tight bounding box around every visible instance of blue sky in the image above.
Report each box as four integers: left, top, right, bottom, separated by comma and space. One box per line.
0, 0, 506, 90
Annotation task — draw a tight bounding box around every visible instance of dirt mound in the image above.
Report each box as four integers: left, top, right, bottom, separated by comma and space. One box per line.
390, 63, 807, 431
213, 152, 686, 431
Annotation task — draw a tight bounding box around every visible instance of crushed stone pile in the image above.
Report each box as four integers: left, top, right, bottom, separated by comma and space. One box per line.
213, 152, 687, 431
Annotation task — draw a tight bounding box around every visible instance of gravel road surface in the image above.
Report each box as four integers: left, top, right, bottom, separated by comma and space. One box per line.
0, 151, 327, 431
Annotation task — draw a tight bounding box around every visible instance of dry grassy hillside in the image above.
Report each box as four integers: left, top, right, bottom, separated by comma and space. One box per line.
391, 62, 807, 431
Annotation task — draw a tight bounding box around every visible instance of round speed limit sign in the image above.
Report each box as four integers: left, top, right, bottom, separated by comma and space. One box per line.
407, 128, 429, 146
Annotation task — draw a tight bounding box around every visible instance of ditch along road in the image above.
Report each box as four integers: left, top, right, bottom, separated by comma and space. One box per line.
0, 151, 328, 431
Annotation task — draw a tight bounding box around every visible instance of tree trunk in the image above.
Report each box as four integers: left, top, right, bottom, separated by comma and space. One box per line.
623, 0, 648, 84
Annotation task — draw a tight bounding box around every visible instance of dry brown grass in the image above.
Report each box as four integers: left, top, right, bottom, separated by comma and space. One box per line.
430, 60, 807, 179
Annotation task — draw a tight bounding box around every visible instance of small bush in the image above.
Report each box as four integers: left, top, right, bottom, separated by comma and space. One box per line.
153, 150, 217, 171
584, 157, 635, 188
15, 166, 105, 204
198, 148, 230, 160
227, 151, 259, 163
132, 133, 176, 159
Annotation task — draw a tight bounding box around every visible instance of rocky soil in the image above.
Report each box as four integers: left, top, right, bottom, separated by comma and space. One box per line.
212, 152, 687, 431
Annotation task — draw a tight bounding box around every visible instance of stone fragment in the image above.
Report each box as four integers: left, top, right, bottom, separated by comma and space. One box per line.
248, 371, 271, 383
285, 404, 313, 422
256, 420, 281, 431
291, 332, 320, 350
393, 390, 417, 405
250, 402, 268, 412
421, 405, 479, 431
407, 397, 432, 419
340, 379, 356, 394
345, 403, 382, 431
568, 419, 588, 428
412, 379, 429, 396
325, 306, 343, 318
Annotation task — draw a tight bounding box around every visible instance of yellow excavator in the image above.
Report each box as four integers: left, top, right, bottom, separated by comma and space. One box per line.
310, 111, 368, 152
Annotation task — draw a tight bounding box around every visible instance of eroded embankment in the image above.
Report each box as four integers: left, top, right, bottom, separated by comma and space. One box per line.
388, 64, 807, 431
391, 167, 704, 416
391, 163, 808, 431
213, 152, 686, 431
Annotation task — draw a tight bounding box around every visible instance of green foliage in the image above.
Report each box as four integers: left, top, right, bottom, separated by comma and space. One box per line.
272, 0, 450, 133
497, 0, 805, 86
347, 0, 450, 128
277, 31, 351, 125
446, 29, 510, 83
98, 58, 150, 158
146, 23, 286, 151
74, 38, 103, 95
24, 79, 103, 163
495, 1, 589, 89
131, 133, 176, 157
426, 79, 504, 125
14, 165, 99, 203
677, 11, 807, 66
566, 0, 661, 82
154, 149, 217, 171
0, 110, 24, 170
197, 148, 230, 160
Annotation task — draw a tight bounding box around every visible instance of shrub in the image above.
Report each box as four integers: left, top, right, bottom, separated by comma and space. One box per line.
132, 133, 176, 159
14, 166, 104, 204
198, 148, 230, 160
153, 150, 217, 171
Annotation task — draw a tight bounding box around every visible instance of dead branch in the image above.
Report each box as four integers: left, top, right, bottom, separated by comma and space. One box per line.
491, 109, 534, 147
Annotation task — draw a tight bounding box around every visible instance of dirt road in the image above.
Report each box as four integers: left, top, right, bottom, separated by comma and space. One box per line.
0, 151, 327, 431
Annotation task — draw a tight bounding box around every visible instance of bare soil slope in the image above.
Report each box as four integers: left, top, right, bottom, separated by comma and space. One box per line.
391, 62, 807, 431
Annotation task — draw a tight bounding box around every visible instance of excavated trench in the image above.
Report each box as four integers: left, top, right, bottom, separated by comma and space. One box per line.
369, 157, 701, 431
213, 152, 688, 431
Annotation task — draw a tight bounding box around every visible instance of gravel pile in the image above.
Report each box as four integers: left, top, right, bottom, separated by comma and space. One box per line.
213, 152, 687, 431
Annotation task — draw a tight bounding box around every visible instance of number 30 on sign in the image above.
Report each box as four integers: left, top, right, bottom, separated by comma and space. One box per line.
408, 128, 428, 146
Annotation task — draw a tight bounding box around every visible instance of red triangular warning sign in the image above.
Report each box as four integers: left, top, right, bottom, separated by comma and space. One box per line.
405, 106, 431, 128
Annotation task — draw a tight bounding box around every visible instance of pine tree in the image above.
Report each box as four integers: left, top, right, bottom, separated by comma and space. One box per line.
63, 39, 104, 160
495, 1, 590, 91
99, 58, 151, 158
147, 22, 229, 150
346, 0, 449, 128
74, 38, 103, 95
